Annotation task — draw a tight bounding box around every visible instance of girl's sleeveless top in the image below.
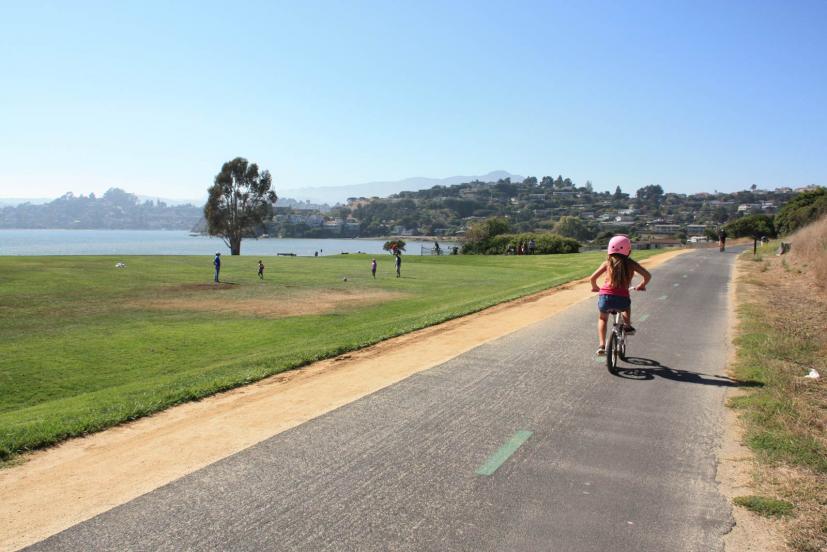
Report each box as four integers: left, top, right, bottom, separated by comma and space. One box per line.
599, 282, 630, 298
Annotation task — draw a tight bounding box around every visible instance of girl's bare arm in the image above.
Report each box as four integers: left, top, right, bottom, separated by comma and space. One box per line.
589, 262, 607, 292
632, 261, 652, 290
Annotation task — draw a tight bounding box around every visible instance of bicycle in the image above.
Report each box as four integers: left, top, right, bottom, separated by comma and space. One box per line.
604, 287, 641, 374
606, 309, 628, 374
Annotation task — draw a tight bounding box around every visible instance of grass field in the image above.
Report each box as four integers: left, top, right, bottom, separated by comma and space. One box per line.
0, 250, 663, 460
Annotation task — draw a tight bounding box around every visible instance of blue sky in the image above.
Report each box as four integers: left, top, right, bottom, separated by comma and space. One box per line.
1, 0, 825, 200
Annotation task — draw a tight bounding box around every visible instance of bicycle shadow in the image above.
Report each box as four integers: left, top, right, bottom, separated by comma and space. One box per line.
613, 357, 763, 388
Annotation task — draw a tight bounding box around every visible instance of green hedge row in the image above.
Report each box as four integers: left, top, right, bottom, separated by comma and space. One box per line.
463, 232, 580, 255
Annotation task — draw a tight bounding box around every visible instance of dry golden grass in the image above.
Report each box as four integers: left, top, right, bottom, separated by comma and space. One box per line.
133, 288, 406, 317
732, 221, 827, 550
787, 212, 827, 285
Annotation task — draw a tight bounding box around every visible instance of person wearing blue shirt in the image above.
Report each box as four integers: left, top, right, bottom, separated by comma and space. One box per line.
213, 252, 221, 283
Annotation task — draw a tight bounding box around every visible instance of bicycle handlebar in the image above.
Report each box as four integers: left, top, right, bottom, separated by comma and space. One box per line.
591, 286, 646, 292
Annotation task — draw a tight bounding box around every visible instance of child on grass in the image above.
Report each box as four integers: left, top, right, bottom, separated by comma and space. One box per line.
589, 235, 651, 356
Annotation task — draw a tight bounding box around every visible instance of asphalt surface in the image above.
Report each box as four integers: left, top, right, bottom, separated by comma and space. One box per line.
27, 248, 742, 552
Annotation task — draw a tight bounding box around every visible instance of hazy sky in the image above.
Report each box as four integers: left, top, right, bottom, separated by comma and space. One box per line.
1, 0, 825, 200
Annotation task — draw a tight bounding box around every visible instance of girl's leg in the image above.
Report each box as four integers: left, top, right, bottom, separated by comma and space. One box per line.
598, 313, 608, 348
622, 307, 632, 326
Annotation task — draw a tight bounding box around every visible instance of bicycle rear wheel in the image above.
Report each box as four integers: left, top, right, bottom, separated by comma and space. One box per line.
606, 331, 619, 374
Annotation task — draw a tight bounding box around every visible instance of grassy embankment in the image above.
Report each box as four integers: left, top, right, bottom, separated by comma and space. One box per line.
729, 214, 827, 551
0, 250, 663, 461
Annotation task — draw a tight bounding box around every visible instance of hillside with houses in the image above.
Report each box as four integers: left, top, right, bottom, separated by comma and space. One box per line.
4, 178, 818, 246
263, 176, 816, 243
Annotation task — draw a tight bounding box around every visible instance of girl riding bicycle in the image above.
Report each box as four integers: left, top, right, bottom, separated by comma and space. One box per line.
589, 235, 652, 356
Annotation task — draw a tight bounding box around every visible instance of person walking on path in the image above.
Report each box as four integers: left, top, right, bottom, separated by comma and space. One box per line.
258, 260, 265, 279
371, 258, 377, 279
718, 229, 727, 252
395, 253, 402, 278
213, 252, 221, 283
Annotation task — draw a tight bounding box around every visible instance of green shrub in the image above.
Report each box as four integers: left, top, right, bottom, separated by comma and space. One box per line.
382, 239, 406, 253
733, 495, 794, 517
775, 188, 827, 235
463, 232, 579, 255
725, 214, 776, 239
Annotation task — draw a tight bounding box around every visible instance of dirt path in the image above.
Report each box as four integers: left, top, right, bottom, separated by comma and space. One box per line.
1, 250, 687, 551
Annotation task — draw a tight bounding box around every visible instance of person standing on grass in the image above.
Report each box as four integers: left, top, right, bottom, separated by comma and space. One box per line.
258, 260, 265, 279
371, 258, 377, 278
213, 252, 221, 283
395, 253, 402, 278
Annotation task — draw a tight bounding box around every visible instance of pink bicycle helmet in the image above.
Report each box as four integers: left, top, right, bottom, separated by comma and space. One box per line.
607, 235, 632, 256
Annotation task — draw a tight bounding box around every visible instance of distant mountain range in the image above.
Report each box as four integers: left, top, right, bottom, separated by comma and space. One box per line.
279, 171, 524, 204
0, 171, 524, 208
0, 195, 200, 207
0, 188, 203, 230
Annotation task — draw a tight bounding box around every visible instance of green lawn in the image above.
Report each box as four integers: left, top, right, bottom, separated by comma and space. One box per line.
0, 250, 662, 459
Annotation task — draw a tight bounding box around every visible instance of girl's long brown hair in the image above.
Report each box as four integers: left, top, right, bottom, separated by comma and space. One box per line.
607, 253, 634, 289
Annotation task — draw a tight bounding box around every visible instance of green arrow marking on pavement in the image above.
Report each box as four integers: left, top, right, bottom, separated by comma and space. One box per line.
673, 283, 680, 287
476, 431, 533, 476
658, 295, 668, 300
639, 314, 649, 322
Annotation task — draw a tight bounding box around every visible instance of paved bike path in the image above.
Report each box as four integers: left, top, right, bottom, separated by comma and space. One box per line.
27, 249, 740, 551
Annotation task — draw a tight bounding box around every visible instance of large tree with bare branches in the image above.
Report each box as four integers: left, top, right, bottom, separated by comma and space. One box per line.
205, 157, 277, 255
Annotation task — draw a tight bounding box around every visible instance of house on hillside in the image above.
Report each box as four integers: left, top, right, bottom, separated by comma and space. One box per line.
636, 238, 683, 249
346, 197, 371, 208
323, 219, 344, 233
737, 203, 763, 214
391, 225, 416, 236
601, 219, 635, 230
651, 223, 681, 235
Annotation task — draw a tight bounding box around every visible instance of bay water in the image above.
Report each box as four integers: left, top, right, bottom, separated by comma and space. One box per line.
0, 229, 436, 256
